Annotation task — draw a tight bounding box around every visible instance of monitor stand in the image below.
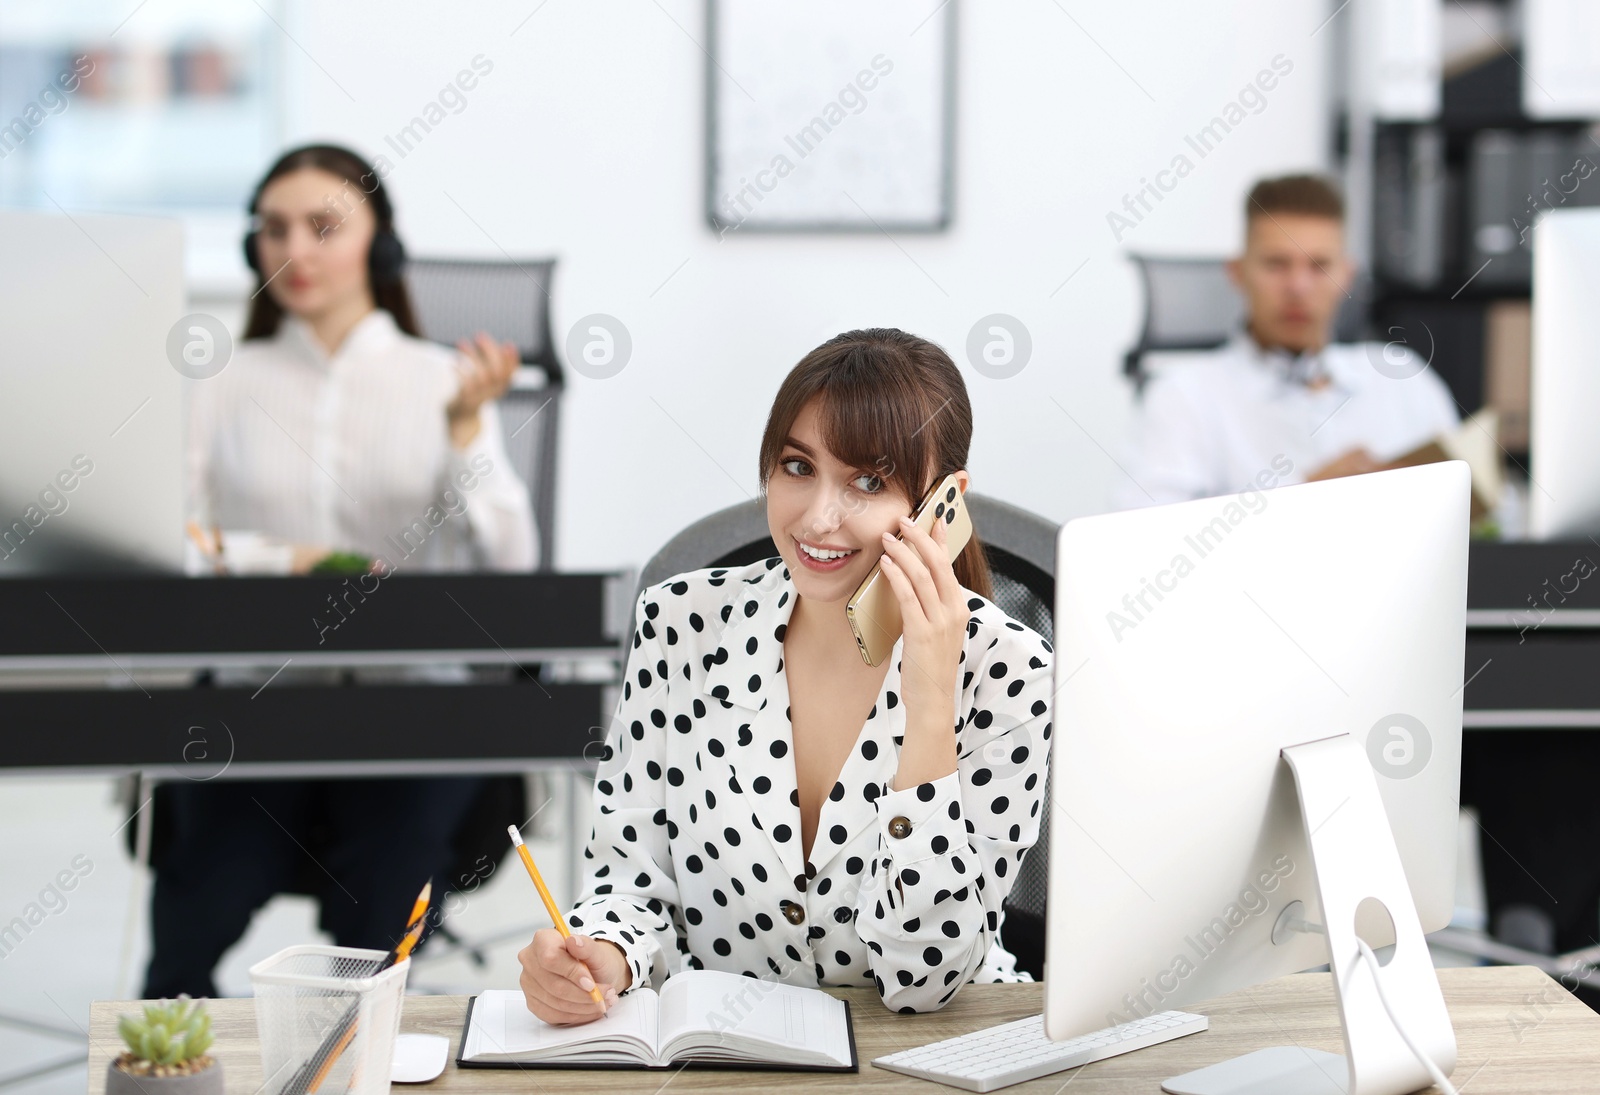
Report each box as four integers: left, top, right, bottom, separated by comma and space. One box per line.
1162, 733, 1457, 1095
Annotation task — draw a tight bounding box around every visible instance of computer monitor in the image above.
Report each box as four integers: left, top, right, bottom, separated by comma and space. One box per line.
1046, 461, 1470, 1094
1528, 206, 1600, 539
0, 209, 186, 574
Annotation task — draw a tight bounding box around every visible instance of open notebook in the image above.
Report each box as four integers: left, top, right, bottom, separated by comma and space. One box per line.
456, 969, 857, 1072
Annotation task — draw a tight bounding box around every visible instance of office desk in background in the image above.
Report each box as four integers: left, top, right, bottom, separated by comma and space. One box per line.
0, 571, 630, 892
1464, 541, 1600, 728
85, 968, 1600, 1094
2, 542, 1597, 775
0, 572, 629, 777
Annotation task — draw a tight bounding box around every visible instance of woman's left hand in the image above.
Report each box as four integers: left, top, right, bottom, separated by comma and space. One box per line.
877, 509, 967, 753
447, 332, 518, 448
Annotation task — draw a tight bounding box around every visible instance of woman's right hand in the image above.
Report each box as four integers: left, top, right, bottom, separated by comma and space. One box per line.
516, 930, 630, 1025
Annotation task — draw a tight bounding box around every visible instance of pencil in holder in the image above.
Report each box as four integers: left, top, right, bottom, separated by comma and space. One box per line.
249, 945, 409, 1095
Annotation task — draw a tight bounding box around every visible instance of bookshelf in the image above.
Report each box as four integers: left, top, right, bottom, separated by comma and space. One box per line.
1336, 0, 1600, 463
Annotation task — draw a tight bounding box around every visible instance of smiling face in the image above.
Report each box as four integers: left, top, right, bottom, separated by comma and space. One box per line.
764, 398, 922, 604
253, 167, 376, 323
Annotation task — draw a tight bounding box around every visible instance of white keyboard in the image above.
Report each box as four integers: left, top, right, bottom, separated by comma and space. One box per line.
872, 1009, 1208, 1092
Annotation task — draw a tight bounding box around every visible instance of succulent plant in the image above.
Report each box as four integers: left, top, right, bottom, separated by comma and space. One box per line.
116, 997, 213, 1067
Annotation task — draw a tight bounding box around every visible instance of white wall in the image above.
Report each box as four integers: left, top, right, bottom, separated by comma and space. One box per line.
268, 0, 1331, 572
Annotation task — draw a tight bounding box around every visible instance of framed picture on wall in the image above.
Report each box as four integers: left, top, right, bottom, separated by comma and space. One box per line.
705, 0, 956, 234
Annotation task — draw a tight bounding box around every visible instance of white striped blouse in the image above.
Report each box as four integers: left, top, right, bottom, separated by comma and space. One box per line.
186, 308, 537, 573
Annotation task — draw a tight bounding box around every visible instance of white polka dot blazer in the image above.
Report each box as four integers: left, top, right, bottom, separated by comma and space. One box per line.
566, 556, 1054, 1013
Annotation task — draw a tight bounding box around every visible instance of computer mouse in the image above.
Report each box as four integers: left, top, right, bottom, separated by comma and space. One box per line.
391, 1033, 449, 1083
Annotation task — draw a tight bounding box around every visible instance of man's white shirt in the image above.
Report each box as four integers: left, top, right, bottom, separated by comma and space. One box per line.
1112, 333, 1460, 510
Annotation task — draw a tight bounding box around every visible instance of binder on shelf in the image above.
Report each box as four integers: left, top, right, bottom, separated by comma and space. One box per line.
1468, 130, 1530, 289
1527, 130, 1574, 227
1468, 129, 1600, 291
1524, 0, 1600, 119
1352, 0, 1442, 119
1374, 126, 1446, 287
1565, 128, 1600, 208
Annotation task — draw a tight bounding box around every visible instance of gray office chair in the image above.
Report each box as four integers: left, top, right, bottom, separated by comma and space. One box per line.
1122, 254, 1371, 394
398, 258, 566, 982
636, 492, 1058, 979
405, 257, 563, 571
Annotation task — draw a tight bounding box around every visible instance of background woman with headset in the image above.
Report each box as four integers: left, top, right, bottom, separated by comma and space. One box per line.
144, 144, 536, 997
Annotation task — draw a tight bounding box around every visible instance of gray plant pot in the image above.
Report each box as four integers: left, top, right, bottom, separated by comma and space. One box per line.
106, 1060, 223, 1095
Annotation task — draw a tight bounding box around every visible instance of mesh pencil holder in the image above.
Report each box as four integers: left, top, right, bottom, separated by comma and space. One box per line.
249, 945, 409, 1095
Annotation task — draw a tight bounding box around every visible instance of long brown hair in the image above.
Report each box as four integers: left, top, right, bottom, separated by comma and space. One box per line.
242, 144, 420, 341
758, 328, 993, 600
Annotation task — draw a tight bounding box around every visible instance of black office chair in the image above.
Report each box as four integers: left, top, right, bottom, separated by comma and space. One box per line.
635, 493, 1058, 980
405, 256, 564, 572
1122, 254, 1371, 394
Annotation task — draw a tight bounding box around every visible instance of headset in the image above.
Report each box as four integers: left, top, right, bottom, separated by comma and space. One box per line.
242, 146, 407, 287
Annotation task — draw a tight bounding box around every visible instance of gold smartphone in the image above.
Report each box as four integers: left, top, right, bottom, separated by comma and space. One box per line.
846, 473, 973, 667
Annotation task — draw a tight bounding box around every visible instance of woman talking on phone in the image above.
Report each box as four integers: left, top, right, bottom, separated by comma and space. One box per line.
518, 328, 1053, 1019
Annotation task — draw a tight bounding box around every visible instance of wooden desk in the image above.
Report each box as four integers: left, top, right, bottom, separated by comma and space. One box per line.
87, 967, 1597, 1094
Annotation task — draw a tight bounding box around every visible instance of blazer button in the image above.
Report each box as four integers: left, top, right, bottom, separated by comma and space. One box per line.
780, 899, 805, 925
888, 815, 912, 839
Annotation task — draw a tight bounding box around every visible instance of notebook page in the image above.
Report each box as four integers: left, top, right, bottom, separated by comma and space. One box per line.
658, 970, 850, 1066
464, 988, 659, 1062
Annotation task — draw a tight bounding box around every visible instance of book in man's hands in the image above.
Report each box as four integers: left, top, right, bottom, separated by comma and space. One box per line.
1384, 408, 1504, 522
456, 969, 857, 1072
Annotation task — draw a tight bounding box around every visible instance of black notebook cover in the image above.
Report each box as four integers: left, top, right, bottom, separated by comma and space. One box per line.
453, 993, 859, 1073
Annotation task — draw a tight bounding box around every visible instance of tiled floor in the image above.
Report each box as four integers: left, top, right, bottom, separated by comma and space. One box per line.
0, 775, 571, 1095
0, 776, 1490, 1095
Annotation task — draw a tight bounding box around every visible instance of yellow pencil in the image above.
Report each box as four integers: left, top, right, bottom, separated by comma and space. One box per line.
389, 880, 433, 965
303, 882, 431, 1095
508, 824, 605, 1005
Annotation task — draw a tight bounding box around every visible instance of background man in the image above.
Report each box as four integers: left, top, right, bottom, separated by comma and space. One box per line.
1114, 173, 1459, 509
